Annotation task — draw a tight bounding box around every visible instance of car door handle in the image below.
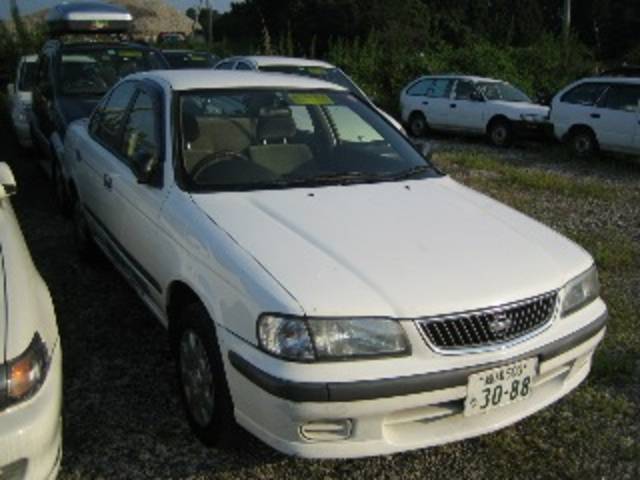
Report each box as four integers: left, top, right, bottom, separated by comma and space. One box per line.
422, 101, 429, 105
450, 104, 457, 108
75, 150, 83, 163
103, 174, 113, 191
590, 113, 601, 119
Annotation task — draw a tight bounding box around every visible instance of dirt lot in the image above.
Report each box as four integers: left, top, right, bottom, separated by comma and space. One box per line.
2, 120, 639, 479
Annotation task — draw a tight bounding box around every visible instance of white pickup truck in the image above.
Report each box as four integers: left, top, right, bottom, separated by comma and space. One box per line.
62, 70, 606, 459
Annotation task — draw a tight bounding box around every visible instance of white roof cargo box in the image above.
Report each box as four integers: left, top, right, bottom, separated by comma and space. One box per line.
46, 2, 133, 35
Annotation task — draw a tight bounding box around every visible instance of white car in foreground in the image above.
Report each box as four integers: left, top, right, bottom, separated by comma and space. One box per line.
0, 163, 62, 478
550, 77, 640, 157
400, 75, 550, 146
63, 70, 606, 459
6, 55, 38, 149
214, 55, 405, 133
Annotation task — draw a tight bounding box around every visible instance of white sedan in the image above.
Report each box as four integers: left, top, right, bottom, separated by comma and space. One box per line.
6, 55, 38, 149
62, 70, 606, 458
400, 75, 550, 146
0, 163, 62, 478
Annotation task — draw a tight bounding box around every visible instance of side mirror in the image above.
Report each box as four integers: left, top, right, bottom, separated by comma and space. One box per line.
0, 163, 17, 199
133, 150, 160, 184
6, 83, 15, 95
470, 91, 484, 102
411, 139, 433, 160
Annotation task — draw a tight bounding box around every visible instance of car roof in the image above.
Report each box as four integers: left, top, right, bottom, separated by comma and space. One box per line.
577, 76, 640, 84
133, 70, 348, 91
162, 50, 211, 55
227, 56, 335, 69
20, 54, 38, 63
416, 74, 501, 83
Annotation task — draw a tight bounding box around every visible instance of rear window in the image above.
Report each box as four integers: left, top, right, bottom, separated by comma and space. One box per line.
601, 84, 640, 112
560, 83, 608, 106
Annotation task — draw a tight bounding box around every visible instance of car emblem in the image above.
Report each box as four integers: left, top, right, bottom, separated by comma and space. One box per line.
488, 312, 512, 337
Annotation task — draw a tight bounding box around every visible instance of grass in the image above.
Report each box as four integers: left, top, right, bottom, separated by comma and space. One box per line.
433, 144, 640, 479
437, 150, 616, 200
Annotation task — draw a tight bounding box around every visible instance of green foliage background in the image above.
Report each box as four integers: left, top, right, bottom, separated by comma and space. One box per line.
1, 0, 639, 115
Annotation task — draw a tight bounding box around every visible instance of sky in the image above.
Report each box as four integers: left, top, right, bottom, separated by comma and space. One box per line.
0, 0, 238, 19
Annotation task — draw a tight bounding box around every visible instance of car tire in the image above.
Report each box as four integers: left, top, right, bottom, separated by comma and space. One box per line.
173, 302, 235, 446
488, 119, 513, 147
53, 161, 72, 217
72, 200, 98, 260
569, 128, 598, 158
408, 112, 428, 138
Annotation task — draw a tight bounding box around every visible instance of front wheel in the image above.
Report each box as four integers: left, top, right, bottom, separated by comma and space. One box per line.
488, 119, 513, 147
174, 302, 235, 446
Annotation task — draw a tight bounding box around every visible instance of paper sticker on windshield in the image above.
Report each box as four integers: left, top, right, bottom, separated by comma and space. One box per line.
288, 93, 334, 106
117, 50, 143, 58
190, 55, 206, 61
305, 67, 328, 75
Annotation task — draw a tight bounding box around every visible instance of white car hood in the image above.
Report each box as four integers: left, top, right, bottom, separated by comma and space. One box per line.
491, 101, 549, 118
192, 176, 591, 318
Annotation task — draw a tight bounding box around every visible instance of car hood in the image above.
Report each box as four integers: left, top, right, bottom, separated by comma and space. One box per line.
192, 176, 592, 318
57, 96, 100, 126
490, 101, 549, 118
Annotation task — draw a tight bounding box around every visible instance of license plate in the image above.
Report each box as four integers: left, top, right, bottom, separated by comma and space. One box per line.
464, 358, 537, 416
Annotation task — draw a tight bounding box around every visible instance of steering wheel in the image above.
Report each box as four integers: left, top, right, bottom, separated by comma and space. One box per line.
191, 151, 249, 182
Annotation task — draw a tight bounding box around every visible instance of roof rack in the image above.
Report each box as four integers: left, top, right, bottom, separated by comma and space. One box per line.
46, 1, 133, 36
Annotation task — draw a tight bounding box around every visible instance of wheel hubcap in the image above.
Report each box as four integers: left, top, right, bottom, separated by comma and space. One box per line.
492, 126, 507, 144
411, 118, 425, 136
180, 329, 215, 427
575, 136, 591, 154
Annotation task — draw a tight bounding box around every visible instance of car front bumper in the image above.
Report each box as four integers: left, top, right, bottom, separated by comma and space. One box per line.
512, 120, 553, 140
222, 302, 607, 459
0, 341, 62, 479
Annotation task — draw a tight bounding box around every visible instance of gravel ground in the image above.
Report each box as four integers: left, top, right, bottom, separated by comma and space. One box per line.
3, 126, 639, 479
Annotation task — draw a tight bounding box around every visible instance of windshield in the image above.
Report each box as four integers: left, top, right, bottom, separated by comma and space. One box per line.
259, 65, 370, 103
18, 61, 38, 91
179, 89, 437, 191
476, 82, 531, 103
58, 47, 164, 96
164, 51, 215, 69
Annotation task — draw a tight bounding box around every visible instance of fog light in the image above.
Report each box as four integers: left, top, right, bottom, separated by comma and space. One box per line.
299, 420, 353, 441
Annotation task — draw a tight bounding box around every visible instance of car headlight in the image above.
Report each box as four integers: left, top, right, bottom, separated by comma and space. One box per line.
560, 266, 600, 317
0, 333, 50, 410
258, 315, 410, 361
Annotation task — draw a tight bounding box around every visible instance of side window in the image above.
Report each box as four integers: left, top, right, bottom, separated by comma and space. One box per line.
560, 83, 608, 106
407, 80, 429, 96
215, 61, 235, 70
122, 90, 159, 169
602, 84, 640, 112
454, 80, 476, 100
236, 62, 252, 71
290, 106, 314, 133
92, 81, 137, 153
426, 79, 452, 98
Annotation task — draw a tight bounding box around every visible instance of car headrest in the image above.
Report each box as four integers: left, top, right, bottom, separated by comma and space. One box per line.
181, 99, 200, 143
257, 107, 296, 142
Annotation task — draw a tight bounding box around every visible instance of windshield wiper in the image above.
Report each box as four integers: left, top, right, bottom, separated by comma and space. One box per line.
386, 164, 438, 181
281, 171, 389, 186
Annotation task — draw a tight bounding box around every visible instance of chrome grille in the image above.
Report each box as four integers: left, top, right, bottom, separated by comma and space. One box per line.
416, 291, 558, 352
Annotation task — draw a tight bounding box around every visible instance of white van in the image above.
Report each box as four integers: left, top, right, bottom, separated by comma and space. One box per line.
550, 77, 640, 157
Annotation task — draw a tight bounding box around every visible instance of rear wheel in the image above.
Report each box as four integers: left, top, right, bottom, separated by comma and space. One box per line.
408, 112, 428, 138
488, 119, 513, 147
173, 302, 235, 446
569, 128, 598, 158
